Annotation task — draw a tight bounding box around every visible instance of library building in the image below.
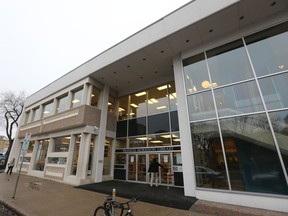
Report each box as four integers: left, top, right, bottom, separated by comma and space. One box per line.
10, 0, 288, 212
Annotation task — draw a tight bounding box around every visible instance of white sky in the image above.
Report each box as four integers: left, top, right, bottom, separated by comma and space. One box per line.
0, 0, 191, 136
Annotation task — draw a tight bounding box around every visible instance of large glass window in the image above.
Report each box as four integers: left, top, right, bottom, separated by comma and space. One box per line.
207, 39, 254, 87
27, 140, 35, 153
53, 136, 70, 152
214, 81, 264, 117
34, 139, 49, 171
148, 133, 171, 147
130, 91, 147, 118
71, 134, 81, 175
191, 120, 229, 190
118, 96, 129, 120
219, 114, 288, 195
258, 73, 288, 110
147, 85, 169, 115
245, 21, 288, 77
56, 94, 68, 113
116, 120, 128, 138
128, 117, 146, 136
187, 91, 216, 121
183, 53, 210, 94
168, 82, 177, 111
42, 101, 54, 118
148, 113, 170, 134
32, 107, 40, 121
71, 88, 83, 108
91, 86, 100, 107
108, 96, 115, 113
128, 136, 147, 148
269, 110, 288, 175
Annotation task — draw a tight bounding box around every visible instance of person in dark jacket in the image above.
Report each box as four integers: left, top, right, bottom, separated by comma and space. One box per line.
148, 158, 163, 187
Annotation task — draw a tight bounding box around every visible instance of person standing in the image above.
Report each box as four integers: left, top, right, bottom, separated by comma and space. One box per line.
6, 158, 15, 175
148, 158, 163, 187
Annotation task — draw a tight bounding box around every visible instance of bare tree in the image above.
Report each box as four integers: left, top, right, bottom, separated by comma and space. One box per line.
0, 90, 25, 162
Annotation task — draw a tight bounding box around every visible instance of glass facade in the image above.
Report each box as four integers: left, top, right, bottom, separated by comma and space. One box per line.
183, 21, 288, 195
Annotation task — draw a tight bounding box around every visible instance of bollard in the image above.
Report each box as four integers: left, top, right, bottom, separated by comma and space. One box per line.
112, 188, 116, 216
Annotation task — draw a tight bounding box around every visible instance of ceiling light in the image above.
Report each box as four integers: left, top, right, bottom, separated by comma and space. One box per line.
157, 106, 167, 110
157, 85, 168, 90
173, 139, 181, 142
118, 107, 125, 112
108, 102, 112, 105
130, 103, 138, 108
72, 99, 80, 104
150, 140, 163, 143
201, 80, 210, 89
279, 65, 285, 69
135, 92, 146, 97
91, 94, 95, 97
136, 137, 151, 141
149, 98, 158, 104
43, 111, 50, 114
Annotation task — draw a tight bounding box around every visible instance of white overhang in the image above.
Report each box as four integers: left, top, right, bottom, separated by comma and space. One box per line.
26, 0, 288, 106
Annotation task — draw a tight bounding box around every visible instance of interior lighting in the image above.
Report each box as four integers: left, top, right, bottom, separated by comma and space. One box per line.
149, 98, 158, 104
91, 94, 95, 97
279, 65, 285, 69
150, 140, 163, 143
201, 80, 210, 89
156, 106, 166, 110
135, 92, 146, 97
157, 85, 168, 90
130, 103, 138, 108
43, 111, 50, 114
118, 107, 125, 112
108, 102, 112, 105
72, 99, 80, 104
173, 138, 181, 142
136, 137, 151, 141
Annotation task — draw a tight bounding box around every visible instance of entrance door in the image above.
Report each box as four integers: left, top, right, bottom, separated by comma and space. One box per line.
148, 153, 172, 185
128, 154, 147, 182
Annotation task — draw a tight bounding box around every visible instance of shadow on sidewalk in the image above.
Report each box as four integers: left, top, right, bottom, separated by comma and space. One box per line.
76, 180, 197, 210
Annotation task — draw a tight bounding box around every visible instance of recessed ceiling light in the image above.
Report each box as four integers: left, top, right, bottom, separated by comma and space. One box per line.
127, 65, 130, 68
160, 50, 164, 53
186, 39, 190, 43
142, 58, 146, 61
113, 71, 116, 74
239, 16, 244, 20
209, 29, 214, 33
270, 1, 276, 6
135, 91, 146, 97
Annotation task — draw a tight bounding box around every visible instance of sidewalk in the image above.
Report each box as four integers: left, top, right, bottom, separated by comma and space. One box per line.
0, 171, 287, 216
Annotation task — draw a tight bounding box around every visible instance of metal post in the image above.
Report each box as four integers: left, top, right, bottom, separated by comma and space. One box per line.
12, 149, 25, 199
111, 188, 116, 216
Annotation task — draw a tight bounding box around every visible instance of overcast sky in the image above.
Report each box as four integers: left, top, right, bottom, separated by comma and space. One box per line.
0, 0, 191, 136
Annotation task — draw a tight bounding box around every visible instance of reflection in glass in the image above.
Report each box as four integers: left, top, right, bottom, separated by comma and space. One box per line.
116, 138, 127, 148
128, 137, 147, 148
128, 117, 146, 136
269, 110, 288, 175
130, 92, 147, 118
71, 135, 81, 175
57, 94, 68, 113
43, 101, 54, 118
214, 81, 264, 117
170, 111, 179, 132
147, 85, 169, 115
187, 91, 216, 121
53, 136, 70, 152
91, 86, 100, 108
168, 82, 177, 111
172, 132, 181, 146
148, 113, 169, 134
71, 88, 83, 108
245, 22, 288, 77
34, 139, 49, 171
258, 73, 288, 110
118, 96, 129, 120
27, 140, 35, 153
108, 96, 115, 113
116, 120, 127, 138
183, 53, 210, 94
207, 39, 254, 87
220, 114, 288, 195
148, 133, 171, 147
191, 120, 229, 189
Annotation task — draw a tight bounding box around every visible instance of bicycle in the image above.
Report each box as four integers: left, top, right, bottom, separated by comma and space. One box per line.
94, 195, 137, 216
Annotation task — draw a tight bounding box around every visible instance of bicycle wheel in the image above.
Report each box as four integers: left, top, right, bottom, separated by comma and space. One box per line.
94, 206, 110, 216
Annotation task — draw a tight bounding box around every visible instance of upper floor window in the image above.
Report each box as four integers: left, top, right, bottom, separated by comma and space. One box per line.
71, 88, 83, 108
91, 86, 100, 107
32, 107, 40, 121
108, 96, 115, 113
24, 110, 30, 124
57, 94, 68, 113
118, 96, 129, 120
147, 85, 169, 115
43, 101, 54, 118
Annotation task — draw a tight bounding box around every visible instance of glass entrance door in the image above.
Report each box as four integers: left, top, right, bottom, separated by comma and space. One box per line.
148, 153, 172, 185
128, 154, 147, 182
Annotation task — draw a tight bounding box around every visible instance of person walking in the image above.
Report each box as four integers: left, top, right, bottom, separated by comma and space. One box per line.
148, 158, 163, 187
6, 158, 15, 175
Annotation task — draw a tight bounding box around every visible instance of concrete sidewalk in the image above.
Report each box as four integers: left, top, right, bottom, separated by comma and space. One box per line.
0, 172, 287, 216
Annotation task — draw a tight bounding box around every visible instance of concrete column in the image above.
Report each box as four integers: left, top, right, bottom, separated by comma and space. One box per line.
78, 133, 91, 179
94, 85, 109, 182
173, 55, 196, 197
65, 134, 76, 176
82, 83, 90, 105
